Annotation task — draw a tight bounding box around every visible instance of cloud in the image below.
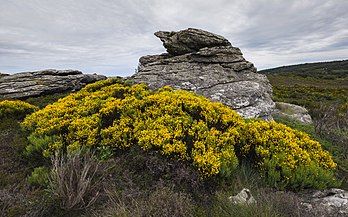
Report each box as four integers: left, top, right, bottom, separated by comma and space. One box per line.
1, 0, 347, 76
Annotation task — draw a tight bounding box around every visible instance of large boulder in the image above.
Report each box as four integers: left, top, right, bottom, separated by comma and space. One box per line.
0, 69, 107, 100
131, 28, 275, 120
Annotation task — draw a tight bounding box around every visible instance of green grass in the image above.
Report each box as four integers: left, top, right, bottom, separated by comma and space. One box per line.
269, 77, 348, 107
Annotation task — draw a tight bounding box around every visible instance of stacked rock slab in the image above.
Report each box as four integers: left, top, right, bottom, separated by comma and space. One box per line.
131, 28, 275, 120
0, 69, 107, 100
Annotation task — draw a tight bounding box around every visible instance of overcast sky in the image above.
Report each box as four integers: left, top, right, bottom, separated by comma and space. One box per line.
1, 0, 347, 76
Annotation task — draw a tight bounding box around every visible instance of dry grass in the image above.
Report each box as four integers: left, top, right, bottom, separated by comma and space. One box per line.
48, 151, 101, 211
93, 185, 195, 217
0, 185, 26, 217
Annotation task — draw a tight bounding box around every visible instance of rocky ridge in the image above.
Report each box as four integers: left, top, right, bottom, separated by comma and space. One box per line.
0, 69, 107, 100
131, 28, 275, 120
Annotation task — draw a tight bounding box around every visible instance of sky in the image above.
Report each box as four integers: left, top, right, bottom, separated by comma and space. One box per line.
1, 0, 347, 77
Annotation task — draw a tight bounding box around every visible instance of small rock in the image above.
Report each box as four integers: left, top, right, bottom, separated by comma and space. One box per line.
273, 102, 313, 124
229, 188, 257, 205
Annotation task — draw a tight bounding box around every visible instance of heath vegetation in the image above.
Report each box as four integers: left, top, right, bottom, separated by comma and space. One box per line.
0, 69, 346, 216
260, 60, 348, 188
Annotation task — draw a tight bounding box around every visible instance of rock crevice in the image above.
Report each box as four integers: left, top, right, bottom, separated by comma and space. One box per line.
132, 28, 275, 119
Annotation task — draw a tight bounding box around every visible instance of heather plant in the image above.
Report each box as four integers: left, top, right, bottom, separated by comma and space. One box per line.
22, 78, 338, 189
0, 100, 38, 119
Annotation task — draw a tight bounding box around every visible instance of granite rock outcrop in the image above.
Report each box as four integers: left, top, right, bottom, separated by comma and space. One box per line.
131, 28, 275, 120
0, 69, 106, 100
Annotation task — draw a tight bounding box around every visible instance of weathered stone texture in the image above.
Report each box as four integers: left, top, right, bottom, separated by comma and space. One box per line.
132, 28, 275, 119
300, 188, 348, 217
0, 69, 106, 100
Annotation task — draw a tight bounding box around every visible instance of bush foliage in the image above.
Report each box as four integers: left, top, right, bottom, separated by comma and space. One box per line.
237, 120, 339, 189
262, 63, 348, 189
0, 100, 38, 119
22, 78, 338, 190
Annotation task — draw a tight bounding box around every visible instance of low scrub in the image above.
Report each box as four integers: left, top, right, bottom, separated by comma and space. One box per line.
0, 100, 38, 119
237, 120, 339, 190
22, 78, 338, 190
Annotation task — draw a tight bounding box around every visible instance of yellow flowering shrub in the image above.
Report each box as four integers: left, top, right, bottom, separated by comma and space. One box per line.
237, 119, 338, 189
22, 78, 338, 188
0, 100, 38, 119
22, 79, 241, 177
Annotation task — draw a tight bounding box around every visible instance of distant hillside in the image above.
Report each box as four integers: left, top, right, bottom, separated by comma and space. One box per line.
259, 60, 348, 80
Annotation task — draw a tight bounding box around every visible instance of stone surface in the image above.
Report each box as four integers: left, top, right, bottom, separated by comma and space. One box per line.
131, 28, 275, 119
0, 69, 107, 100
273, 102, 313, 124
299, 188, 348, 217
229, 188, 257, 205
0, 73, 9, 78
154, 28, 231, 55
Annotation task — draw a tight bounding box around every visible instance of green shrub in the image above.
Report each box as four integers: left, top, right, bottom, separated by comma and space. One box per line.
28, 166, 50, 187
24, 133, 59, 165
274, 109, 348, 189
237, 119, 339, 190
0, 100, 38, 119
22, 79, 338, 190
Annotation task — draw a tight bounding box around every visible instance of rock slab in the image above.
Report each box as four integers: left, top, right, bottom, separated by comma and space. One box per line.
131, 28, 275, 119
0, 69, 107, 100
